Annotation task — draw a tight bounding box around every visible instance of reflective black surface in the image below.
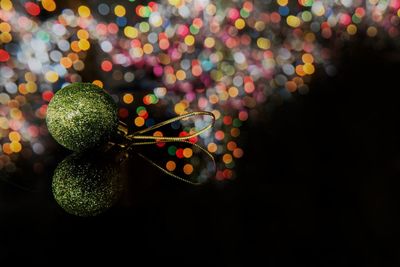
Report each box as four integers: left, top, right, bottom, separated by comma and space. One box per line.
2, 43, 400, 266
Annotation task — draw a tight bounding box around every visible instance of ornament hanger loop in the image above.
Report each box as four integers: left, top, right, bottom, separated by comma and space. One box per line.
128, 111, 215, 142
120, 111, 216, 185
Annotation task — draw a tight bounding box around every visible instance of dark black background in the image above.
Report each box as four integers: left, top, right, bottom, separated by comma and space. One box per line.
2, 31, 400, 267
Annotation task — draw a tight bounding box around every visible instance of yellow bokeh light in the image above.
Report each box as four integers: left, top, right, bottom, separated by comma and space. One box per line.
78, 39, 90, 51
174, 102, 186, 114
228, 86, 239, 97
347, 24, 357, 35
184, 35, 195, 46
257, 37, 271, 50
302, 53, 314, 64
92, 80, 103, 88
0, 22, 11, 32
212, 109, 221, 120
114, 5, 126, 17
209, 94, 219, 104
204, 37, 215, 48
176, 70, 186, 81
277, 0, 288, 6
124, 26, 138, 39
26, 82, 37, 93
10, 141, 22, 153
45, 71, 59, 83
78, 5, 91, 18
134, 117, 145, 127
9, 131, 21, 142
10, 108, 22, 120
235, 18, 246, 30
0, 0, 13, 11
24, 72, 36, 82
0, 32, 12, 43
287, 15, 301, 28
123, 93, 134, 104
254, 21, 266, 31
303, 63, 315, 75
168, 0, 183, 7
42, 0, 56, 12
77, 29, 89, 39
143, 43, 153, 54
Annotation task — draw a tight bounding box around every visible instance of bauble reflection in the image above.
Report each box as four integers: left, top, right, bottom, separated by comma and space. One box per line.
52, 149, 124, 217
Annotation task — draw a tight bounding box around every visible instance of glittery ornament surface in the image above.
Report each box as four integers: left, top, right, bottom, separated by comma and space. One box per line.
46, 83, 119, 151
52, 151, 122, 217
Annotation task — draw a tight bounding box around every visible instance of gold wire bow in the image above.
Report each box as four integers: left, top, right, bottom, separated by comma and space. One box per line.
116, 111, 216, 185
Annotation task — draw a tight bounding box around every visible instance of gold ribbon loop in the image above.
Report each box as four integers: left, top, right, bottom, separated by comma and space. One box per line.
120, 111, 216, 185
128, 111, 215, 142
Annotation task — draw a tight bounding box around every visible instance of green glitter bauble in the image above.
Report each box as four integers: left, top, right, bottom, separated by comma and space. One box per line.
52, 151, 123, 217
46, 83, 119, 151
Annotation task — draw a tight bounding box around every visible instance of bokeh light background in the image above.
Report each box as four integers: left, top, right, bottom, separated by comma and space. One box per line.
1, 0, 400, 181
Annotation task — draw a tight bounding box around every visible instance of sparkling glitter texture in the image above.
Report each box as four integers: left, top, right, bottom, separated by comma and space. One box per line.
52, 151, 123, 217
46, 83, 119, 151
